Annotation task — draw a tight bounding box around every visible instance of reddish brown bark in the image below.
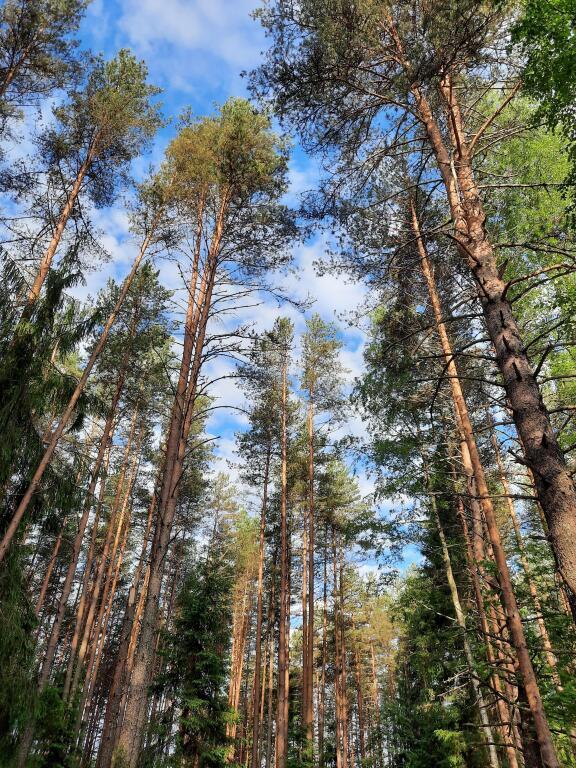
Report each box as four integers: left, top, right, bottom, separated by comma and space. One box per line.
351, 623, 366, 765
251, 445, 271, 768
304, 397, 315, 748
113, 193, 225, 768
96, 484, 157, 768
318, 532, 328, 768
402, 44, 576, 638
0, 225, 158, 561
67, 407, 139, 702
410, 198, 558, 767
22, 137, 99, 315
276, 345, 290, 768
489, 421, 561, 687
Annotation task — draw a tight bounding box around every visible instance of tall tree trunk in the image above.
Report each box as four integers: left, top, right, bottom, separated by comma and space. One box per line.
113, 195, 224, 768
301, 495, 308, 742
426, 476, 500, 768
34, 523, 64, 617
96, 484, 157, 768
318, 532, 328, 768
21, 136, 100, 315
265, 565, 276, 768
79, 510, 131, 750
351, 622, 366, 766
252, 445, 271, 768
369, 641, 382, 768
339, 546, 351, 768
409, 197, 558, 767
489, 419, 561, 687
276, 344, 290, 768
305, 396, 315, 749
401, 41, 576, 616
333, 532, 345, 768
228, 575, 254, 750
456, 498, 522, 768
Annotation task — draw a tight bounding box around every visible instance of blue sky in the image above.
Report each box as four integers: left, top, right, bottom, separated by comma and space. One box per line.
74, 0, 420, 573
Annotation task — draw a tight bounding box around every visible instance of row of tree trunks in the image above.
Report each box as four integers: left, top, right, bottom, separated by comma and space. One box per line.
67, 407, 141, 705
110, 193, 225, 768
0, 224, 158, 561
96, 484, 157, 768
488, 419, 562, 688
409, 196, 558, 767
228, 574, 255, 750
424, 469, 500, 768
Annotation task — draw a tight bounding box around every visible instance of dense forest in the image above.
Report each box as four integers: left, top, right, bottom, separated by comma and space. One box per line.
1, 1, 576, 767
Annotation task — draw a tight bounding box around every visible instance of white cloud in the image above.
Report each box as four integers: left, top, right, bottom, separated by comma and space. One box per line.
113, 0, 266, 94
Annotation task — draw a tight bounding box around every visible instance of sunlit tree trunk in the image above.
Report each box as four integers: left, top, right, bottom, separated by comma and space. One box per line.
404, 40, 576, 646
96, 483, 157, 768
114, 196, 224, 768
276, 344, 290, 768
21, 134, 100, 316
489, 419, 561, 687
252, 445, 271, 768
305, 395, 315, 750
409, 197, 557, 767
0, 225, 158, 561
318, 532, 328, 768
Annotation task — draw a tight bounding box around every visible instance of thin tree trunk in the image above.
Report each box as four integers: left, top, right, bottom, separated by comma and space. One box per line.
113, 194, 224, 768
63, 442, 112, 701
252, 445, 271, 768
339, 546, 351, 768
333, 532, 344, 768
456, 498, 522, 768
77, 449, 138, 741
489, 419, 561, 687
0, 34, 39, 98
79, 510, 131, 750
22, 137, 100, 315
68, 407, 139, 702
276, 343, 289, 768
426, 478, 500, 768
318, 531, 328, 768
405, 45, 576, 633
410, 197, 558, 767
265, 565, 276, 768
351, 622, 366, 766
34, 524, 64, 617
228, 576, 253, 750
305, 396, 315, 748
301, 495, 308, 738
0, 224, 158, 561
